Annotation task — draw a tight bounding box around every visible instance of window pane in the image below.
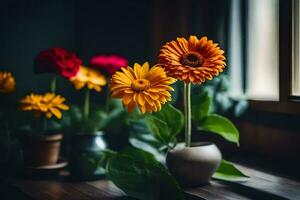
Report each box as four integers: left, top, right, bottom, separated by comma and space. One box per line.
246, 0, 279, 101
292, 0, 300, 96
229, 0, 243, 98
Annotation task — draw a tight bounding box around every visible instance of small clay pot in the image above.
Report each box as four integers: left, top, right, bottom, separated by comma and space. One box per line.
21, 134, 63, 166
166, 142, 221, 187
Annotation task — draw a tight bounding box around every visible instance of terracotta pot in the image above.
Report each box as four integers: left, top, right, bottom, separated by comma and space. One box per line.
22, 134, 63, 166
166, 142, 221, 187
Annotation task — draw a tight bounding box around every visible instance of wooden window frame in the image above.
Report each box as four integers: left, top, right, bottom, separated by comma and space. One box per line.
249, 0, 300, 114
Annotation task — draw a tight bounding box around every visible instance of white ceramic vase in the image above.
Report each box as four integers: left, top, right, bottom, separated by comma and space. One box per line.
166, 142, 222, 187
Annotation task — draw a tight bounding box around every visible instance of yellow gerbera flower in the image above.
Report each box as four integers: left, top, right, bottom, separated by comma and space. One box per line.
110, 62, 176, 114
158, 35, 226, 84
70, 65, 107, 92
20, 93, 69, 119
0, 72, 16, 93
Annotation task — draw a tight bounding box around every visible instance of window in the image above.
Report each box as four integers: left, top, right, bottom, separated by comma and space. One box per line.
229, 0, 279, 101
227, 0, 300, 113
228, 0, 243, 98
292, 0, 300, 96
246, 0, 279, 101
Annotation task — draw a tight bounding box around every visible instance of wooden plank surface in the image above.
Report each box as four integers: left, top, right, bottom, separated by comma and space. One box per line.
1, 163, 300, 200
236, 164, 300, 199
186, 181, 253, 200
6, 179, 120, 200
185, 163, 300, 200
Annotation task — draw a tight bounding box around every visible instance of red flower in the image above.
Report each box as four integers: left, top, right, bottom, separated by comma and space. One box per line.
35, 48, 82, 78
89, 55, 128, 75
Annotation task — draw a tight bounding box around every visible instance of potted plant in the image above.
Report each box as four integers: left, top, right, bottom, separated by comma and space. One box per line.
19, 92, 69, 167
0, 71, 16, 168
103, 36, 248, 199
108, 36, 227, 186
89, 54, 129, 150
66, 63, 107, 180
66, 54, 128, 180
101, 62, 188, 199
155, 35, 227, 186
16, 47, 81, 169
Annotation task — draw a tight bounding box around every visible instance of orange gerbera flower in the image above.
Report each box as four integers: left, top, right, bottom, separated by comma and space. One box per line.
110, 62, 176, 113
20, 93, 69, 119
70, 65, 107, 92
158, 35, 226, 84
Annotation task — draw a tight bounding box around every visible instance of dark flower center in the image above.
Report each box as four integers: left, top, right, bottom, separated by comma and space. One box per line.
181, 51, 204, 67
131, 79, 150, 91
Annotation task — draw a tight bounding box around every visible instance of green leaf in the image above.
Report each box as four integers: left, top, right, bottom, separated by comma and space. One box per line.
199, 114, 239, 145
215, 93, 233, 113
191, 91, 212, 123
122, 148, 158, 165
81, 153, 103, 172
66, 103, 128, 133
128, 119, 166, 163
99, 149, 118, 168
213, 159, 249, 182
154, 103, 184, 137
128, 118, 162, 148
107, 152, 184, 200
68, 104, 82, 122
129, 136, 166, 163
234, 100, 248, 117
143, 104, 183, 148
89, 109, 107, 129
101, 107, 127, 131
145, 115, 170, 144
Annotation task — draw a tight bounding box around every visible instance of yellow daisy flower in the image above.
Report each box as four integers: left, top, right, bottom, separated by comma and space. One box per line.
0, 72, 16, 93
70, 65, 107, 92
20, 93, 69, 119
158, 35, 226, 84
110, 62, 176, 114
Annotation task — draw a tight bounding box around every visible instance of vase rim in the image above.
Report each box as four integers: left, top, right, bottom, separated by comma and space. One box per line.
174, 142, 216, 149
22, 133, 63, 141
191, 142, 214, 147
73, 131, 105, 136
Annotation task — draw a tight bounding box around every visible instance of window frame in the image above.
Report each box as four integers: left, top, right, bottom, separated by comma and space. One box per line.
291, 0, 300, 96
249, 0, 300, 114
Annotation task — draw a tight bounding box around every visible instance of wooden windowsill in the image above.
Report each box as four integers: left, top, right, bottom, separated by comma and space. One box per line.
249, 99, 300, 115
0, 162, 299, 200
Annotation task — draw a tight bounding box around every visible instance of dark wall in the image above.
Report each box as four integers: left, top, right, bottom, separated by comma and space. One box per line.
74, 0, 152, 63
0, 0, 230, 105
0, 0, 152, 102
0, 1, 75, 96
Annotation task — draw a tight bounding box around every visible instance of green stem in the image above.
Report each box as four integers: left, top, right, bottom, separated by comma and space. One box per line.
50, 76, 57, 93
83, 89, 90, 119
38, 115, 47, 135
184, 83, 191, 147
105, 84, 110, 113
